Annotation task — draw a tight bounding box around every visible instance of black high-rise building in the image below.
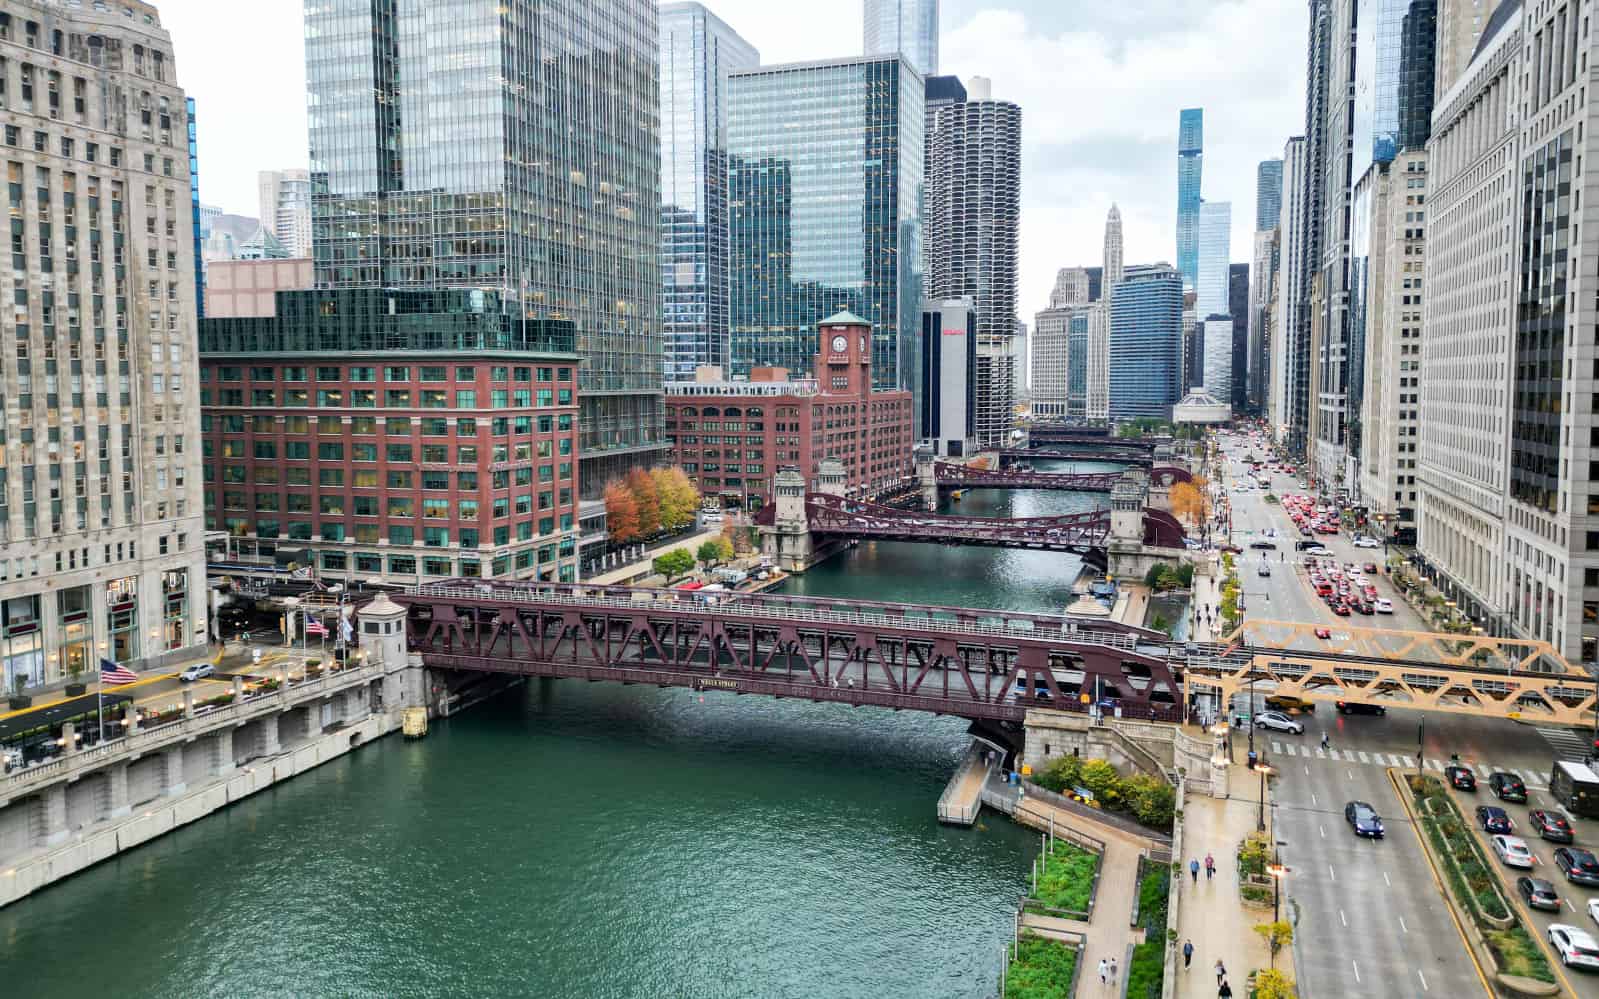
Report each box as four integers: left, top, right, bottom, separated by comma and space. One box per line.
1229, 264, 1250, 414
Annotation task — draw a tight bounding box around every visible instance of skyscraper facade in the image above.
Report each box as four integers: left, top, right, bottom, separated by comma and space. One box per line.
1229, 263, 1250, 414
727, 56, 924, 392
1049, 267, 1090, 308
304, 0, 664, 493
1315, 0, 1359, 490
257, 168, 312, 258
659, 3, 759, 381
1067, 315, 1089, 418
1176, 109, 1204, 289
1202, 318, 1234, 406
1103, 204, 1125, 292
1272, 136, 1310, 446
0, 0, 207, 687
1255, 159, 1284, 230
1195, 201, 1232, 320
1109, 265, 1184, 420
1249, 229, 1280, 415
926, 77, 1020, 447
863, 0, 939, 76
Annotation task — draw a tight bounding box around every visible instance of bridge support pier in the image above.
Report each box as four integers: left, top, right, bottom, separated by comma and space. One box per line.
759, 468, 815, 573
915, 447, 938, 511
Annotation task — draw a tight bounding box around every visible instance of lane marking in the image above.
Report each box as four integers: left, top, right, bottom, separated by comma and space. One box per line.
1383, 871, 1391, 887
1329, 864, 1337, 882
1399, 916, 1408, 934
1352, 959, 1360, 983
1304, 765, 1310, 776
1347, 769, 1354, 780
1418, 970, 1429, 991
1339, 908, 1347, 927
1319, 825, 1325, 839
1311, 792, 1318, 807
1359, 751, 1371, 764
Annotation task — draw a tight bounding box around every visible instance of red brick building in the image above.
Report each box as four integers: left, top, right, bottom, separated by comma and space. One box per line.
665, 312, 914, 510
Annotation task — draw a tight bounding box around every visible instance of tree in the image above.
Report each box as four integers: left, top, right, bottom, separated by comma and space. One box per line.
1254, 921, 1295, 970
626, 467, 661, 536
697, 537, 733, 568
654, 466, 698, 530
722, 519, 752, 554
1079, 759, 1121, 806
1170, 481, 1209, 527
1034, 754, 1084, 794
652, 547, 695, 582
604, 480, 639, 543
1252, 969, 1298, 999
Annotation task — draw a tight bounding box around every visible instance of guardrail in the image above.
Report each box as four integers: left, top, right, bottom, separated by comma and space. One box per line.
1, 664, 381, 797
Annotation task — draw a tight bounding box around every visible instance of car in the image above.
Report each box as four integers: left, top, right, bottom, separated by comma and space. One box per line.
1220, 544, 1243, 554
1353, 601, 1374, 615
1446, 765, 1478, 791
1477, 806, 1516, 834
1306, 546, 1332, 557
1493, 835, 1536, 869
1549, 924, 1599, 970
1314, 627, 1332, 640
1556, 847, 1599, 886
1252, 710, 1305, 735
178, 663, 214, 683
1531, 809, 1577, 843
1374, 598, 1394, 614
1363, 562, 1380, 574
1490, 772, 1529, 803
1249, 540, 1278, 550
1345, 800, 1385, 838
1258, 564, 1272, 577
1331, 602, 1351, 617
1521, 877, 1563, 911
1336, 700, 1387, 716
1265, 694, 1316, 715
1353, 536, 1381, 549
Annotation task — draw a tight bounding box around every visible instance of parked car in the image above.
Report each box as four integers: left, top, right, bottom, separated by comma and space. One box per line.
1336, 700, 1386, 716
1445, 765, 1478, 791
1531, 809, 1577, 843
1555, 847, 1599, 886
1477, 806, 1516, 835
1549, 924, 1599, 970
1490, 772, 1529, 803
1252, 710, 1305, 735
179, 663, 215, 683
1264, 694, 1316, 715
1493, 835, 1536, 869
1345, 801, 1385, 838
1521, 877, 1563, 912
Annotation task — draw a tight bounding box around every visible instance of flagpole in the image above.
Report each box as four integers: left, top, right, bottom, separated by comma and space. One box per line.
97, 667, 104, 743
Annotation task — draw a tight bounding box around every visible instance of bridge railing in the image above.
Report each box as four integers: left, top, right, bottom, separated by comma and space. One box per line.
405, 583, 1169, 658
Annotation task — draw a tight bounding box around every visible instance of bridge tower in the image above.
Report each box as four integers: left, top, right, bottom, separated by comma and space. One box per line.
915, 445, 938, 510
1109, 471, 1148, 543
815, 456, 848, 498
760, 467, 815, 573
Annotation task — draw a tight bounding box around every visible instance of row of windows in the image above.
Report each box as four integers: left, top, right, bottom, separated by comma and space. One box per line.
215, 519, 573, 549
204, 387, 572, 408
207, 440, 570, 462
217, 491, 569, 518
209, 364, 571, 384
203, 414, 574, 436
204, 464, 572, 489
311, 548, 576, 580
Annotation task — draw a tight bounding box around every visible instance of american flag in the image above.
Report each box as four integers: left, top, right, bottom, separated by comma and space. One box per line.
306, 618, 329, 637
100, 658, 138, 685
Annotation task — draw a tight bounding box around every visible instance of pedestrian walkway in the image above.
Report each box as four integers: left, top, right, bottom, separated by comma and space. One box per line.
1266, 740, 1551, 788
1171, 794, 1292, 999
1535, 724, 1593, 762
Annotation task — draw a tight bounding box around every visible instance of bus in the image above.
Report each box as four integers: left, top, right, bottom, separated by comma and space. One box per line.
1550, 760, 1599, 819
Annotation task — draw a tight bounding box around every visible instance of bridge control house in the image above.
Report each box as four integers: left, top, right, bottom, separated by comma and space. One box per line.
198, 290, 582, 585
665, 312, 915, 510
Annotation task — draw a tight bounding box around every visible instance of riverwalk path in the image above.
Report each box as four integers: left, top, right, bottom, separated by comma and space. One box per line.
1170, 794, 1293, 998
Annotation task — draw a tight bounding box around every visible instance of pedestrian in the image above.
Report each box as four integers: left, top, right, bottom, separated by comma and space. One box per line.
1218, 978, 1233, 999
1108, 957, 1118, 984
1182, 939, 1194, 969
1205, 853, 1215, 880
1320, 730, 1329, 751
1190, 858, 1200, 883
1214, 959, 1226, 985
1098, 958, 1108, 984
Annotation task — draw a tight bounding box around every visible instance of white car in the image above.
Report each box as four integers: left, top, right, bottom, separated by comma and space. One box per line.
1374, 598, 1394, 614
1550, 924, 1599, 970
1587, 897, 1599, 928
1253, 710, 1304, 735
1493, 834, 1536, 869
179, 663, 215, 683
1306, 546, 1332, 557
1352, 536, 1381, 549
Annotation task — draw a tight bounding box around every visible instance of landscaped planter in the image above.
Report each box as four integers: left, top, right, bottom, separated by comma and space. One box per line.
7, 695, 30, 710
64, 683, 87, 697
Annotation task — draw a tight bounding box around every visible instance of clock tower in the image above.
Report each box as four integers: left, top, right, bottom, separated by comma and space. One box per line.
816, 309, 872, 396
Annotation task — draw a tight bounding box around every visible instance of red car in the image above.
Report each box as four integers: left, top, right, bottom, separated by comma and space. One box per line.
1332, 603, 1351, 616
1314, 627, 1332, 639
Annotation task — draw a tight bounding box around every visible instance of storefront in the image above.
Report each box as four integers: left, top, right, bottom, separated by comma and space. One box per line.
162, 569, 189, 653
2, 595, 44, 692
106, 576, 139, 665
56, 585, 92, 685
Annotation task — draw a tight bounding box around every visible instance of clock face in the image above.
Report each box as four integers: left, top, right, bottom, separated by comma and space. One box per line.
831, 335, 848, 353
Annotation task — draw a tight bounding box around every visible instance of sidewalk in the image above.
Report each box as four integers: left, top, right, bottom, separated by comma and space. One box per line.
1190, 558, 1223, 642
585, 529, 726, 585
1171, 795, 1293, 998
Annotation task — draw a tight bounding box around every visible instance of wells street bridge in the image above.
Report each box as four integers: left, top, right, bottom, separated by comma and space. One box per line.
933, 461, 1193, 494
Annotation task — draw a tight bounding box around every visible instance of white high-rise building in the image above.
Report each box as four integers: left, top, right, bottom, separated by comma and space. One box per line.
863, 0, 938, 76
257, 168, 312, 258
0, 0, 207, 690
1201, 318, 1234, 409
1085, 302, 1110, 421
1049, 267, 1090, 309
1271, 136, 1309, 445
1103, 204, 1124, 292
1195, 201, 1232, 320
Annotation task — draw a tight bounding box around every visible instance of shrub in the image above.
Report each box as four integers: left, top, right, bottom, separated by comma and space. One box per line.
1034, 755, 1083, 794
1030, 839, 1098, 914
1005, 931, 1078, 999
1078, 759, 1121, 805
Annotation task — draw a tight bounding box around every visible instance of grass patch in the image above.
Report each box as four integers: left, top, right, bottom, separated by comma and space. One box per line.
1126, 857, 1171, 997
1004, 931, 1079, 999
1408, 774, 1555, 984
1030, 838, 1098, 915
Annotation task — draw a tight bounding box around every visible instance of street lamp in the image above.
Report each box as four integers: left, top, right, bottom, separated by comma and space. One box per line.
1266, 857, 1289, 934
1253, 761, 1274, 832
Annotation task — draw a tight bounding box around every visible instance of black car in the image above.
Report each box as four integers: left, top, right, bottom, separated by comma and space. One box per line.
1489, 772, 1529, 803
1530, 809, 1577, 843
1345, 800, 1385, 839
1476, 805, 1515, 835
1555, 847, 1599, 886
1249, 540, 1278, 550
1445, 765, 1478, 791
1336, 700, 1387, 716
1518, 877, 1563, 912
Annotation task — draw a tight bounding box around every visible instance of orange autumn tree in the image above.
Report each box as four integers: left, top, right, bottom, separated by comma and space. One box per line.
1170, 481, 1211, 527
604, 479, 640, 543
625, 467, 661, 536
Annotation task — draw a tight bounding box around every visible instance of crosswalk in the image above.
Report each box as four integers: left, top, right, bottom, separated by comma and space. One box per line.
1535, 725, 1595, 763
1266, 739, 1550, 788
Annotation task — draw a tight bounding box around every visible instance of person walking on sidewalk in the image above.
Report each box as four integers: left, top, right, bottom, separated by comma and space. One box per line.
1098, 958, 1107, 984
1182, 939, 1194, 969
1204, 853, 1216, 880
1218, 979, 1233, 998
1190, 858, 1200, 883
1107, 957, 1118, 985
1214, 959, 1226, 985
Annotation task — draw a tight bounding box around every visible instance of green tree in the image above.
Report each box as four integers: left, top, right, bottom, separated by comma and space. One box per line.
1079, 759, 1121, 805
653, 466, 701, 530
697, 537, 734, 568
1035, 754, 1084, 793
652, 548, 695, 582
1122, 773, 1177, 829
1254, 921, 1295, 968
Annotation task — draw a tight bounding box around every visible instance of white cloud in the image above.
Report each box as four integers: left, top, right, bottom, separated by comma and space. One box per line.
156, 0, 1303, 315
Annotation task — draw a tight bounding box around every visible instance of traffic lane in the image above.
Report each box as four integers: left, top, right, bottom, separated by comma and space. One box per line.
1274, 759, 1485, 997
1450, 783, 1599, 998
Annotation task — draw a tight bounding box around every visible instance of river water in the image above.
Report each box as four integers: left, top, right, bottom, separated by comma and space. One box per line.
0, 471, 1121, 999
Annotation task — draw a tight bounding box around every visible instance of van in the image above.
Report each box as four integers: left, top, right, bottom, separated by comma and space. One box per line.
1550, 760, 1599, 819
1295, 540, 1322, 551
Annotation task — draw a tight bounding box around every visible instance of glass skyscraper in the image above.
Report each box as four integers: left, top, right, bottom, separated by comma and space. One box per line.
305, 0, 664, 490
1255, 158, 1284, 231
1196, 201, 1232, 320
1176, 108, 1204, 289
1351, 0, 1412, 182
863, 0, 939, 76
727, 55, 924, 392
660, 3, 759, 381
1109, 265, 1184, 420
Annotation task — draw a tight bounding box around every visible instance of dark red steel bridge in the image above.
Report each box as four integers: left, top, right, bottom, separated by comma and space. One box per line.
394, 581, 1188, 725
1026, 426, 1156, 450
936, 462, 1195, 493
1001, 446, 1155, 466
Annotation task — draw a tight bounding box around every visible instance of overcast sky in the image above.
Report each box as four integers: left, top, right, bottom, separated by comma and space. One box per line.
160, 0, 1305, 318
